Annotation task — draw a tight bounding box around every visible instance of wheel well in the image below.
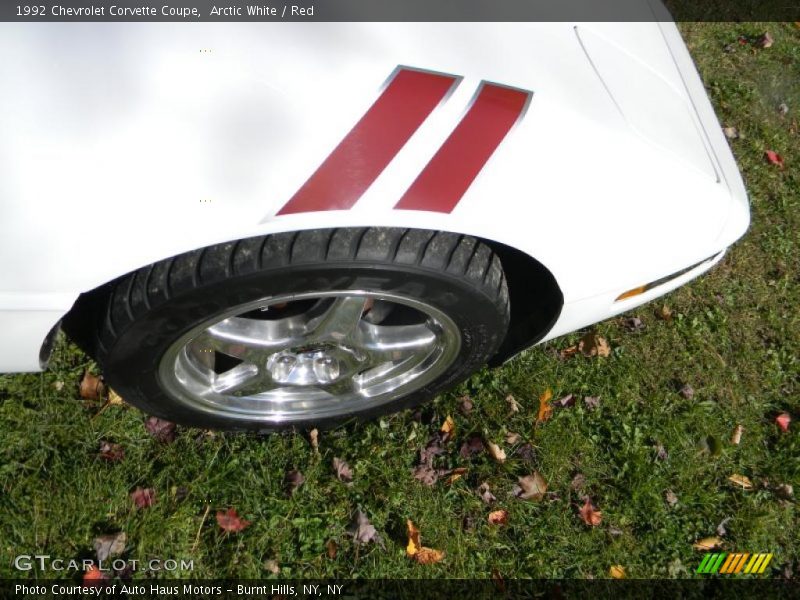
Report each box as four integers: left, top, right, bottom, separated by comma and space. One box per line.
481, 238, 563, 366
58, 230, 564, 366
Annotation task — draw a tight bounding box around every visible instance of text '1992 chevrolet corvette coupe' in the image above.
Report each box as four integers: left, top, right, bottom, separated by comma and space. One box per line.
0, 20, 749, 430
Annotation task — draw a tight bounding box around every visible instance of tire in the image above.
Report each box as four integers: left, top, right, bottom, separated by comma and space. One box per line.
91, 227, 510, 431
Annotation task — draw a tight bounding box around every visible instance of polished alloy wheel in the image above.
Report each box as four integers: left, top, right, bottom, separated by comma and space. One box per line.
158, 291, 462, 423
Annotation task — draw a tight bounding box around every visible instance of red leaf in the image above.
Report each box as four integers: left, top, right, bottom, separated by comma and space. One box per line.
216, 507, 251, 532
82, 565, 108, 586
579, 497, 602, 527
131, 487, 156, 509
776, 412, 791, 432
765, 150, 785, 169
144, 416, 177, 443
98, 441, 125, 462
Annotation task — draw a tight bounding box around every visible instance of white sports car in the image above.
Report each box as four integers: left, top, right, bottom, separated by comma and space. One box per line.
0, 21, 749, 430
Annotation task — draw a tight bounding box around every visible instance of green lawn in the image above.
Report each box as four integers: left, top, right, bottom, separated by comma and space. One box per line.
1, 22, 798, 580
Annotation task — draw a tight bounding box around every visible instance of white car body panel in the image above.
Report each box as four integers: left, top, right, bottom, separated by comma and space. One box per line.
0, 21, 749, 371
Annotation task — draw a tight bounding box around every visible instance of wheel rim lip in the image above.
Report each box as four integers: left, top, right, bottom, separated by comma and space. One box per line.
156, 290, 462, 424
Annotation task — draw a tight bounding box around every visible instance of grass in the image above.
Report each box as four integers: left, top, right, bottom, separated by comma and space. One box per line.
1, 22, 798, 580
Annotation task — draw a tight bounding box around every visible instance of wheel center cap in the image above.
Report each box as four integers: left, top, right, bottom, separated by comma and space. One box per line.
267, 346, 362, 386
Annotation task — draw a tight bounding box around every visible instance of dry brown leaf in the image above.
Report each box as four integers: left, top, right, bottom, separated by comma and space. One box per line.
440, 415, 455, 437
731, 424, 744, 445
458, 395, 474, 415
412, 464, 438, 487
559, 345, 579, 359
537, 388, 553, 424
99, 441, 125, 462
505, 394, 521, 413
93, 532, 127, 562
445, 467, 467, 485
216, 507, 251, 532
79, 371, 105, 400
264, 559, 280, 574
693, 536, 722, 551
729, 474, 753, 490
579, 497, 602, 526
488, 509, 509, 526
130, 487, 155, 509
723, 126, 739, 139
350, 511, 380, 546
326, 539, 338, 559
755, 32, 774, 48
284, 469, 305, 495
665, 490, 679, 507
460, 434, 484, 458
309, 428, 319, 453
107, 389, 124, 406
515, 472, 547, 502
477, 482, 497, 504
486, 441, 506, 463
578, 331, 611, 358
333, 457, 353, 483
144, 416, 177, 444
609, 565, 626, 579
406, 519, 444, 564
656, 304, 673, 321
505, 432, 521, 445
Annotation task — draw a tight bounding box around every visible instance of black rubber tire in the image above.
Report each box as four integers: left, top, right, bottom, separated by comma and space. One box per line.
90, 227, 510, 431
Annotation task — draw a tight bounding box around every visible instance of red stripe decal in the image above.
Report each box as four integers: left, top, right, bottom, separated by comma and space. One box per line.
395, 83, 531, 213
277, 68, 459, 215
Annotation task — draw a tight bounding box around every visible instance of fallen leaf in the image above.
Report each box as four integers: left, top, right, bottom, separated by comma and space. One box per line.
728, 474, 753, 490
406, 520, 444, 564
775, 483, 794, 500
53, 380, 65, 391
445, 467, 467, 485
505, 394, 521, 413
93, 532, 127, 562
537, 388, 553, 423
491, 567, 505, 592
107, 389, 124, 406
693, 536, 722, 551
514, 472, 547, 502
731, 424, 744, 445
556, 394, 575, 408
440, 415, 455, 440
264, 559, 280, 574
326, 539, 338, 559
655, 444, 668, 461
284, 470, 305, 495
656, 304, 673, 321
776, 412, 791, 432
412, 464, 438, 487
665, 490, 679, 507
609, 565, 626, 579
778, 103, 789, 116
477, 482, 497, 504
679, 384, 695, 400
309, 428, 319, 453
486, 441, 506, 463
515, 443, 536, 462
419, 434, 446, 465
333, 457, 353, 483
723, 126, 739, 139
216, 507, 250, 532
488, 509, 509, 526
755, 32, 774, 48
144, 417, 176, 444
559, 345, 579, 359
571, 473, 587, 491
716, 517, 731, 537
458, 395, 474, 415
350, 510, 380, 546
766, 150, 785, 169
79, 371, 105, 400
131, 487, 156, 509
584, 396, 601, 410
578, 331, 611, 358
579, 497, 602, 527
99, 441, 125, 462
505, 432, 521, 445
459, 434, 485, 459
82, 565, 108, 586
622, 316, 645, 332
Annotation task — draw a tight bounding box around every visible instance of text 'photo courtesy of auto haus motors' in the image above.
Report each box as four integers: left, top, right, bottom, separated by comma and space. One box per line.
0, 21, 749, 431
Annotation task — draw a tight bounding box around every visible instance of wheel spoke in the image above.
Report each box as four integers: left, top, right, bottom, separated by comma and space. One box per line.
353, 322, 438, 365
211, 363, 260, 394
194, 316, 304, 361
306, 297, 369, 343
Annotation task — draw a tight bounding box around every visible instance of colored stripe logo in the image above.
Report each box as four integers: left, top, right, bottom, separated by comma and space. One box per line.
696, 553, 773, 575
395, 83, 531, 213
278, 67, 459, 215
277, 66, 532, 216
